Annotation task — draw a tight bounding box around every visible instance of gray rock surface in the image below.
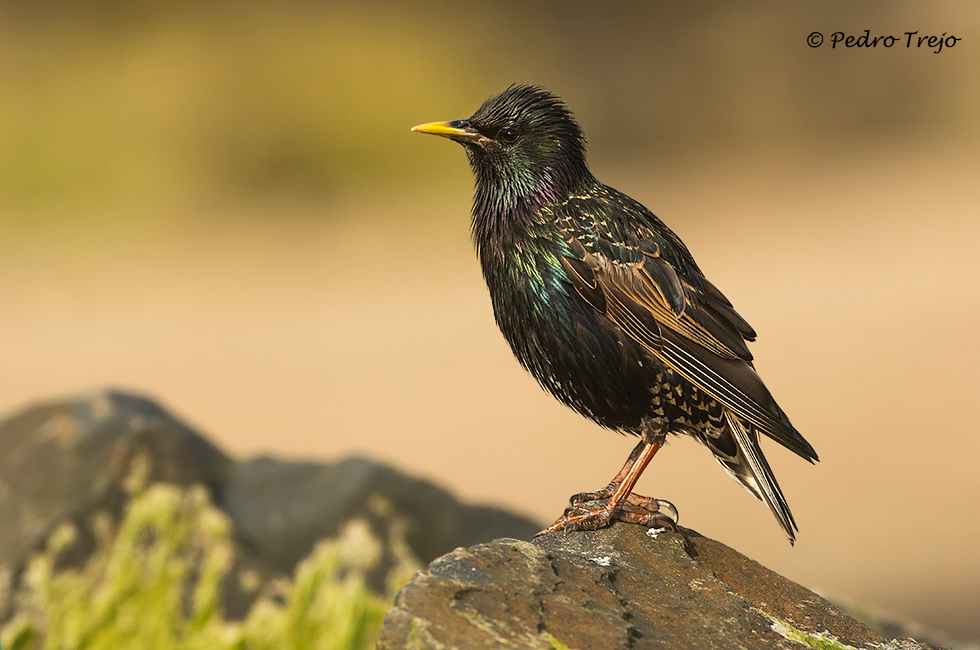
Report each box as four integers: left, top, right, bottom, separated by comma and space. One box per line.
378, 522, 945, 650
0, 389, 540, 618
222, 454, 541, 577
0, 390, 232, 570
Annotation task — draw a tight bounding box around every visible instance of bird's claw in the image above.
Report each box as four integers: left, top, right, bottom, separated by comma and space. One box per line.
629, 496, 678, 524
568, 490, 604, 507
533, 507, 611, 537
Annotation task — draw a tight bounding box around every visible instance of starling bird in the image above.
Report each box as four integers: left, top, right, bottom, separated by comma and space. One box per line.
412, 85, 817, 543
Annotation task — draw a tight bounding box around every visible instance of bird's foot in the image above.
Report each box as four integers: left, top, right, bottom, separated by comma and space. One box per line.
569, 489, 679, 522
534, 493, 679, 538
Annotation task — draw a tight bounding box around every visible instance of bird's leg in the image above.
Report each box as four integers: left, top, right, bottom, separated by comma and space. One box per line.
535, 438, 677, 537
567, 441, 678, 521
566, 439, 647, 506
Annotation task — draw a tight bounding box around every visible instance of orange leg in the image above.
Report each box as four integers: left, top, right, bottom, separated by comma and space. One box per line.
535, 439, 678, 537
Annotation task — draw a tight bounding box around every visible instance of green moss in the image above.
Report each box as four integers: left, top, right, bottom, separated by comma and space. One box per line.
539, 630, 575, 649
769, 616, 862, 650
0, 483, 419, 650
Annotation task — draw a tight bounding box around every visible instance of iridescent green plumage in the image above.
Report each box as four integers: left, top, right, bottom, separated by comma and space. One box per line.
413, 84, 817, 543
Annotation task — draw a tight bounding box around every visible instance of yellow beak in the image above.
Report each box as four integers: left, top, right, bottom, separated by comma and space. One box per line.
411, 120, 481, 143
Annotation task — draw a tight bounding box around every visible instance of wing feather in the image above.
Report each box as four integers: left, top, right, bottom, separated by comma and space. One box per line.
557, 219, 817, 463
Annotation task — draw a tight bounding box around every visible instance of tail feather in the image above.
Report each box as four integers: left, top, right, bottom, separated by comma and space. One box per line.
709, 412, 798, 544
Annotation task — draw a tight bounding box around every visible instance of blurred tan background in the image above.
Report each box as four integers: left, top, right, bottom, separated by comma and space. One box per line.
2, 0, 978, 643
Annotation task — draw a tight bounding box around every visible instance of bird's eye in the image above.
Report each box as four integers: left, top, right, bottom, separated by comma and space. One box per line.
499, 127, 520, 144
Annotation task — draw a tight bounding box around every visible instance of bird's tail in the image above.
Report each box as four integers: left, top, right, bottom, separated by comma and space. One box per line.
708, 412, 798, 544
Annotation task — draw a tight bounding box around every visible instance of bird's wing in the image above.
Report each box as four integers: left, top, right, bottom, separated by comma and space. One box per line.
554, 205, 817, 463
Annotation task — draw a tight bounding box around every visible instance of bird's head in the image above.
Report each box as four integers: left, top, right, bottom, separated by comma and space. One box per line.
413, 84, 592, 215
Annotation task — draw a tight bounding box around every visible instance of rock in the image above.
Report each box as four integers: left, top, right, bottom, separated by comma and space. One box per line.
378, 522, 945, 650
0, 389, 541, 617
0, 389, 232, 572
0, 391, 950, 647
220, 455, 541, 581
0, 390, 280, 619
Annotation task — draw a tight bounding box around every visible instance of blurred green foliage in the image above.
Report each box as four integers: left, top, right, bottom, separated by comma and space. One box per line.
0, 1, 974, 218
0, 483, 418, 650
0, 3, 458, 212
